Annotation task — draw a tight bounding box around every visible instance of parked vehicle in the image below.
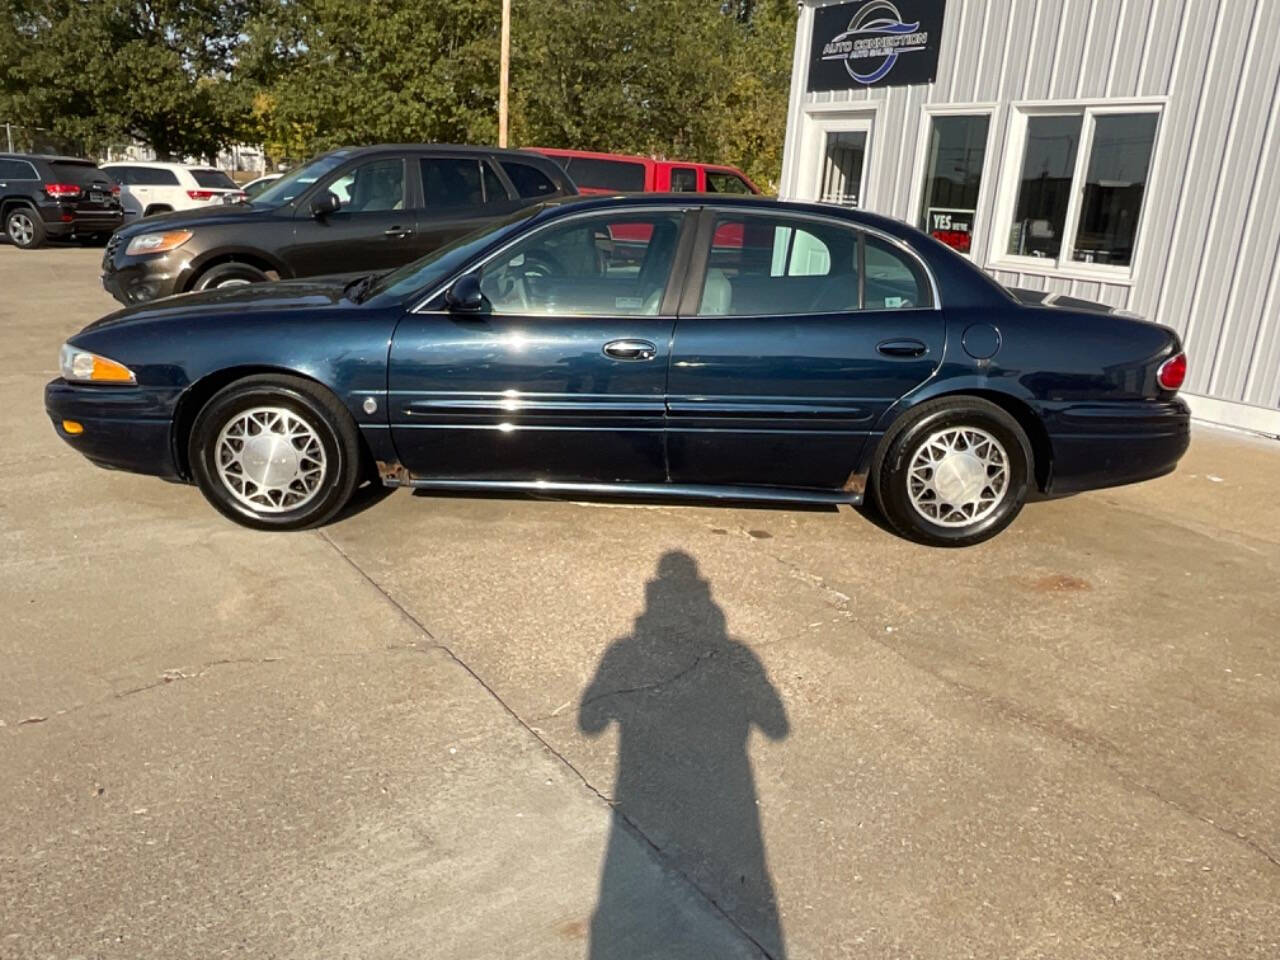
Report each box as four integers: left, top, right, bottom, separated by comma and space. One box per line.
48, 194, 1191, 545
100, 161, 242, 221
530, 148, 760, 195
1, 154, 123, 249
232, 174, 282, 201
99, 144, 575, 304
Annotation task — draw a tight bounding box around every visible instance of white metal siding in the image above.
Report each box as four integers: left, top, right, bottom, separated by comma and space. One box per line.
785, 0, 1280, 424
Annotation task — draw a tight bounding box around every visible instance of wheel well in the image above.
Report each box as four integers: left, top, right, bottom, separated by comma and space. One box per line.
874, 389, 1054, 493
2, 198, 36, 220
142, 204, 173, 217
184, 253, 279, 292
171, 366, 368, 479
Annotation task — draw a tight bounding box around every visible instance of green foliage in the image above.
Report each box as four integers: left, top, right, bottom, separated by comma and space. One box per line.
0, 0, 257, 160
1, 0, 797, 186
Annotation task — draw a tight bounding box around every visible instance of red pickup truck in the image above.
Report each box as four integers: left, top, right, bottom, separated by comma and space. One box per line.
528, 148, 761, 196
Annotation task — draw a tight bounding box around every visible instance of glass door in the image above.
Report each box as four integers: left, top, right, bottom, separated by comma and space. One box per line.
818, 130, 868, 208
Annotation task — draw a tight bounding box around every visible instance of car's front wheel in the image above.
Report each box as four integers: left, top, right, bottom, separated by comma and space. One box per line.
189, 375, 363, 531
874, 397, 1032, 547
5, 207, 45, 249
193, 262, 270, 291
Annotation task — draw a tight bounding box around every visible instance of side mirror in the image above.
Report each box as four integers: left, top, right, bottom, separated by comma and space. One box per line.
310, 191, 341, 219
444, 274, 486, 312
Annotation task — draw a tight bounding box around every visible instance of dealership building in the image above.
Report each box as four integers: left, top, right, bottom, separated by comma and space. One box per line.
779, 0, 1280, 436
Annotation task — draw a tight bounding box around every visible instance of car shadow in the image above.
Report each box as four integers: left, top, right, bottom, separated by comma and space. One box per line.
326, 478, 397, 524
579, 551, 789, 958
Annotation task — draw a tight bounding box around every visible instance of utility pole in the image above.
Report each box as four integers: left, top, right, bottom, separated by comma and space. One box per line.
5, 123, 12, 153
498, 0, 511, 147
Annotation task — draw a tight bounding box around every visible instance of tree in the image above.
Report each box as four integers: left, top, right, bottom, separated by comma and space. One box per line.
0, 0, 257, 160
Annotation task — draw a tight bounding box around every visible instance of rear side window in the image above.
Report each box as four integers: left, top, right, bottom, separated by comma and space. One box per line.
705, 171, 753, 194
564, 157, 646, 192
421, 157, 508, 209
699, 213, 859, 317
500, 160, 559, 199
131, 167, 181, 186
190, 168, 236, 189
670, 168, 697, 192
49, 161, 107, 186
0, 158, 39, 180
863, 235, 930, 310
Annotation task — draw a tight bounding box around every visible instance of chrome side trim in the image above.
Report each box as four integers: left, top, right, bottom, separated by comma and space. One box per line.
397, 477, 862, 506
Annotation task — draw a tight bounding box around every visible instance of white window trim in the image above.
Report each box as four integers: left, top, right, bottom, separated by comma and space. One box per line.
987, 98, 1166, 285
906, 103, 1001, 262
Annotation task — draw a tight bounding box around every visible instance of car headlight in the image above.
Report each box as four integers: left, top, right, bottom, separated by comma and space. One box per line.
59, 344, 136, 384
125, 229, 193, 256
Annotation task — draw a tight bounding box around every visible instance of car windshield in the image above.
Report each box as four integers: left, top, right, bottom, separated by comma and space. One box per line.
251, 152, 353, 206
364, 205, 545, 303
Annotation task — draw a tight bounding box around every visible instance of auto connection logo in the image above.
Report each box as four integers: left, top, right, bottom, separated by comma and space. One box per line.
820, 0, 931, 85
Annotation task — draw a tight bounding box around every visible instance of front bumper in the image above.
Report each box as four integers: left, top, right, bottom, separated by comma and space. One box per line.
1045, 398, 1191, 495
101, 242, 194, 305
45, 379, 183, 480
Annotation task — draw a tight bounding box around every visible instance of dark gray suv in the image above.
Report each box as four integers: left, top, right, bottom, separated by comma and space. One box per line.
100, 144, 576, 304
1, 154, 123, 248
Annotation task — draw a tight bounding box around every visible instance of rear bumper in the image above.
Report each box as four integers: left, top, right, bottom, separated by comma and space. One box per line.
44, 379, 183, 480
1044, 398, 1191, 496
41, 205, 124, 237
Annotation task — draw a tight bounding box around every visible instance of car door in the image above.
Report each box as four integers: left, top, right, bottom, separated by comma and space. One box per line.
409, 155, 523, 260
387, 207, 694, 483
286, 155, 417, 277
666, 209, 944, 490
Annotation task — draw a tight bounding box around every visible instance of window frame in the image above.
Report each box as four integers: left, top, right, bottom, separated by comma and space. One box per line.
681, 207, 939, 318
988, 99, 1165, 283
907, 103, 999, 261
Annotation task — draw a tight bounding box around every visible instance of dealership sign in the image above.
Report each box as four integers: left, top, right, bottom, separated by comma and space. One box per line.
808, 0, 946, 92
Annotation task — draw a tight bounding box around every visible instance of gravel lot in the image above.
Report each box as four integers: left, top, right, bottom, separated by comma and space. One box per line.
3, 243, 1279, 959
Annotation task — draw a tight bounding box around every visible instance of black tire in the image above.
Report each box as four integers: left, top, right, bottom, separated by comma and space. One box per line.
188, 374, 364, 531
192, 261, 269, 291
873, 397, 1032, 548
5, 206, 46, 249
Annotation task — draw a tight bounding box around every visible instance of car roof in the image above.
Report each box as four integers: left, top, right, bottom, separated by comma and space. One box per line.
1, 153, 96, 165
530, 192, 915, 238
324, 144, 559, 160
101, 160, 218, 170
527, 147, 749, 176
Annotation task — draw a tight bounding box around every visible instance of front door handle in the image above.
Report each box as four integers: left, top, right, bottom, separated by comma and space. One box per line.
877, 338, 928, 358
384, 226, 414, 239
603, 339, 657, 361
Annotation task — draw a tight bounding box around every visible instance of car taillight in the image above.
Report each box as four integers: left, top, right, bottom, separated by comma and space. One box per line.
44, 183, 82, 199
186, 190, 216, 201
111, 184, 121, 197
1157, 352, 1187, 391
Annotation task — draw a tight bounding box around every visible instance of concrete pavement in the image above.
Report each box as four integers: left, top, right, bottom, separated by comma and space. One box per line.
2, 245, 1278, 958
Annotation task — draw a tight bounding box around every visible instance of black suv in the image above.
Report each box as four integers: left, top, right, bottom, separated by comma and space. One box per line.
1, 154, 124, 248
101, 144, 576, 304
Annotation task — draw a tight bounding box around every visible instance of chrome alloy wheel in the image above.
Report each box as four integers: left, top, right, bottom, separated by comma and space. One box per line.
7, 211, 35, 246
906, 426, 1009, 528
214, 406, 327, 513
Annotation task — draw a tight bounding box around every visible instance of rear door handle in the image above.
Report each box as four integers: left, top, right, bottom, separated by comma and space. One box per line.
877, 338, 928, 358
603, 339, 657, 361
384, 226, 414, 239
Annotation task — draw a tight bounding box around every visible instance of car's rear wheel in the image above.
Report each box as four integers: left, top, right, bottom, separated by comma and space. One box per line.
189, 375, 363, 531
5, 207, 45, 249
193, 261, 269, 291
874, 397, 1031, 547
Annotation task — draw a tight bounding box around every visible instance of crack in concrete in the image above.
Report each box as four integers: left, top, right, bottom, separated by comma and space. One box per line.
316, 529, 777, 959
577, 649, 716, 711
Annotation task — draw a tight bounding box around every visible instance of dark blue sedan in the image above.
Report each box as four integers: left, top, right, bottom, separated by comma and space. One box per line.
46, 195, 1190, 546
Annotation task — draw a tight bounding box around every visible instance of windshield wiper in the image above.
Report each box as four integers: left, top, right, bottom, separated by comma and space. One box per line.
344, 273, 378, 303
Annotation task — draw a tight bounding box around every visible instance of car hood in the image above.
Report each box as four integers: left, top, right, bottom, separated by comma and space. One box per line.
114, 201, 281, 238
81, 277, 360, 332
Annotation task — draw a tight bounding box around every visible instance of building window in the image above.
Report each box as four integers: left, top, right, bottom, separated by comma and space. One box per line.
918, 114, 990, 254
998, 106, 1160, 273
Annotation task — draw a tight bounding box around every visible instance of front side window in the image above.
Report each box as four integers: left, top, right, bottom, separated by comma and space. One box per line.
478, 212, 683, 316
697, 213, 859, 316
918, 114, 990, 254
705, 171, 753, 194
1002, 109, 1159, 270
329, 158, 405, 212
253, 150, 353, 206
1007, 115, 1082, 259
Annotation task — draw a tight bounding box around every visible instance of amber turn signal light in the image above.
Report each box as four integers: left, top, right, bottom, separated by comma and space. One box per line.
61, 420, 84, 435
